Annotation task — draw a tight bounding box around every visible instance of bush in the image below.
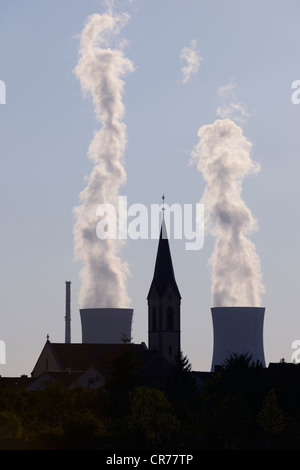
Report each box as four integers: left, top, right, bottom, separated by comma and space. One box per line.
63, 411, 104, 448
0, 411, 23, 439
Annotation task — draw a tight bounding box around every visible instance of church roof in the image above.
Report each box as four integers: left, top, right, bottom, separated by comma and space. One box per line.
147, 218, 181, 299
46, 342, 147, 373
31, 341, 175, 389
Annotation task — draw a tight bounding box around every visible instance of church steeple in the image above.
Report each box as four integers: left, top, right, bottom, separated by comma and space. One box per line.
148, 218, 181, 299
147, 207, 181, 363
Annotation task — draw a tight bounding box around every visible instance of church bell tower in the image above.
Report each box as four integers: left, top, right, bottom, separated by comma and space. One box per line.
147, 210, 181, 363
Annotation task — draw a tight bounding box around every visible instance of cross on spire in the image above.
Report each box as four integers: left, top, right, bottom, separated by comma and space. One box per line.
162, 194, 165, 218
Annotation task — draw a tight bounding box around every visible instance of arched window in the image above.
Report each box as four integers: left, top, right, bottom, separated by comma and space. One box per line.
152, 307, 157, 331
167, 306, 174, 330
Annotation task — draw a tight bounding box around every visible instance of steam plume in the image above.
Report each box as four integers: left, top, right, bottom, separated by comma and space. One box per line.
191, 117, 265, 307
73, 8, 134, 308
217, 82, 250, 123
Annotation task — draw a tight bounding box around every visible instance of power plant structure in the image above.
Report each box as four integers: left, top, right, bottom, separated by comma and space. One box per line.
62, 218, 181, 363
62, 218, 266, 370
63, 234, 266, 370
80, 308, 133, 344
64, 283, 133, 346
210, 306, 266, 371
65, 281, 71, 344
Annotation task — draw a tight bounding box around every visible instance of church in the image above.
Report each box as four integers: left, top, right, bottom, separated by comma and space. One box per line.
147, 217, 181, 364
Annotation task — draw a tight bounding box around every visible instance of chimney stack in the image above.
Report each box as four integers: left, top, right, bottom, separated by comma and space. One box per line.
65, 281, 71, 343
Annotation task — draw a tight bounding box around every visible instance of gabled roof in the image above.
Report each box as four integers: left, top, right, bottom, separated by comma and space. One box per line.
47, 343, 147, 372
30, 341, 175, 390
147, 219, 181, 299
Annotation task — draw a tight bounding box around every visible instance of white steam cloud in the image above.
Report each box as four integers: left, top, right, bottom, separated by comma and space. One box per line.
73, 9, 134, 308
191, 113, 265, 307
180, 39, 203, 84
217, 82, 250, 123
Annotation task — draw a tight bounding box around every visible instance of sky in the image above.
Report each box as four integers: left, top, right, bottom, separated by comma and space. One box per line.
1, 0, 300, 376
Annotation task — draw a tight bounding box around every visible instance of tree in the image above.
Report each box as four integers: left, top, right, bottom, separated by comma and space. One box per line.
0, 411, 23, 440
103, 347, 143, 420
212, 392, 254, 449
128, 386, 179, 449
166, 351, 197, 404
223, 352, 263, 371
257, 389, 285, 439
219, 352, 265, 409
63, 411, 104, 449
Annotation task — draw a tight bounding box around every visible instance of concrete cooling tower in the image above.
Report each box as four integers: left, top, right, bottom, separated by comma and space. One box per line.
80, 308, 133, 344
211, 306, 266, 371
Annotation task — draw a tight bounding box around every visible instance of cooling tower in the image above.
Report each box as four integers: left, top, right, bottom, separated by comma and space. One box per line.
211, 306, 266, 371
80, 308, 133, 344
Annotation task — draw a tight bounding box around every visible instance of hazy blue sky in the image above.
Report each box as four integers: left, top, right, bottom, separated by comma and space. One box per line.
1, 0, 300, 376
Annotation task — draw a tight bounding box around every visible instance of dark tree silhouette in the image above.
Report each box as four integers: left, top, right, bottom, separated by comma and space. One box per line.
166, 351, 197, 404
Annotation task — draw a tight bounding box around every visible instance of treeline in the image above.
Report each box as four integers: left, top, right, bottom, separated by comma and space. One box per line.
1, 352, 300, 450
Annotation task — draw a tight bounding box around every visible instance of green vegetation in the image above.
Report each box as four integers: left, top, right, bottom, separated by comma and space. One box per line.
1, 353, 300, 449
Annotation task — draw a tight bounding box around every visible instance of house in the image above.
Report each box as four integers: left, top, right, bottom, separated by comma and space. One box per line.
28, 340, 175, 391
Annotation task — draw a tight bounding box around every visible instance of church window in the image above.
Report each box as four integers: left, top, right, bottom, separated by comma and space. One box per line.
152, 307, 157, 331
167, 306, 174, 330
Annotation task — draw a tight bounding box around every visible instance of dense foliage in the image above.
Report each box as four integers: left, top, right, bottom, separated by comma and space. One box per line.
1, 352, 300, 450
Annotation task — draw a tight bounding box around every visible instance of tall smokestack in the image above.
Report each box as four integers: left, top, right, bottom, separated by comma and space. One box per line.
65, 281, 71, 344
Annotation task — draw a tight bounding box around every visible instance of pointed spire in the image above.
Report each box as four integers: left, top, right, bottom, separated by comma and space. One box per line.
148, 212, 181, 299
